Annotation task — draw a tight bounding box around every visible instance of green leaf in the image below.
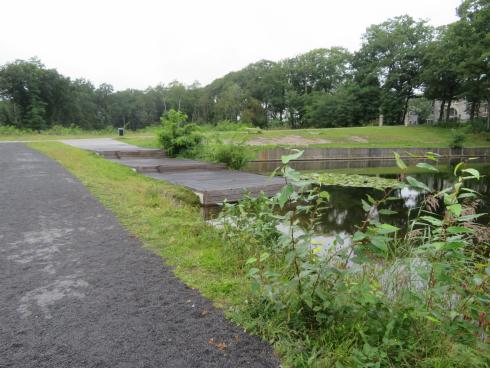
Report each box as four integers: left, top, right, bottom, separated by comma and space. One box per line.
416, 162, 439, 172
446, 226, 473, 234
352, 231, 366, 242
462, 168, 480, 180
281, 149, 304, 164
446, 203, 462, 217
361, 199, 371, 212
277, 184, 294, 208
246, 257, 257, 265
259, 252, 270, 262
420, 216, 443, 226
377, 223, 399, 234
319, 191, 330, 200
379, 209, 398, 215
458, 213, 485, 222
425, 315, 440, 324
453, 162, 464, 176
441, 241, 466, 250
394, 152, 407, 171
370, 237, 388, 252
406, 176, 431, 192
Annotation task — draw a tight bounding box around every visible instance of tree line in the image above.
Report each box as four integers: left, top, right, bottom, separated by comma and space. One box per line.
0, 0, 488, 131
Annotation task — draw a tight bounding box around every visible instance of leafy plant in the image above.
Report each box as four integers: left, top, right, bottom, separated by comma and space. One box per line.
157, 109, 202, 157
208, 143, 254, 170
220, 150, 489, 367
449, 133, 466, 149
469, 118, 490, 133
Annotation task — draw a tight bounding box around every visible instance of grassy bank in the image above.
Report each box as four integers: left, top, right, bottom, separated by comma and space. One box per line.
120, 125, 490, 150
28, 142, 489, 367
0, 125, 158, 142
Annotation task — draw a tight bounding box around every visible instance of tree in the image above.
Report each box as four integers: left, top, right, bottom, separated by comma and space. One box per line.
356, 16, 434, 124
422, 25, 464, 122
456, 0, 490, 128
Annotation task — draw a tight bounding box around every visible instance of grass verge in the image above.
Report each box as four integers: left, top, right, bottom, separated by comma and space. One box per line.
119, 125, 490, 150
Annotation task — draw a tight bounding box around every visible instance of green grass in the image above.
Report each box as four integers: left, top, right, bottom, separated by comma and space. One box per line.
232, 125, 490, 148
0, 126, 158, 142
119, 125, 490, 150
27, 142, 249, 308
118, 136, 160, 148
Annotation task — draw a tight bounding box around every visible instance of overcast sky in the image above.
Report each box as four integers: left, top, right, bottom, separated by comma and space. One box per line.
0, 0, 462, 90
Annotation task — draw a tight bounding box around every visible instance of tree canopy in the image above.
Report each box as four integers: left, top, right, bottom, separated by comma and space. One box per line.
1, 0, 488, 130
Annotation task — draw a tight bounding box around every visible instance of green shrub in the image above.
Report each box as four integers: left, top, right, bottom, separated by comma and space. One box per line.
157, 109, 202, 157
0, 125, 31, 136
449, 133, 466, 149
220, 151, 489, 367
208, 143, 253, 170
436, 121, 464, 129
267, 119, 287, 129
469, 118, 490, 133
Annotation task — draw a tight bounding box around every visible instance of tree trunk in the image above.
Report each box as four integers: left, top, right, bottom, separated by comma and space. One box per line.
445, 99, 452, 122
469, 101, 476, 121
438, 100, 445, 122
487, 95, 490, 130
402, 96, 410, 126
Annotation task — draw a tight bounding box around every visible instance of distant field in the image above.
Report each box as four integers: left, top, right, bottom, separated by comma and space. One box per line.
120, 125, 490, 150
2, 125, 490, 149
0, 132, 156, 142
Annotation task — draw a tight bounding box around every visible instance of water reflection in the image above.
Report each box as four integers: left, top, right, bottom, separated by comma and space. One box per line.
313, 166, 490, 237
205, 161, 490, 245
246, 157, 489, 174
400, 187, 420, 209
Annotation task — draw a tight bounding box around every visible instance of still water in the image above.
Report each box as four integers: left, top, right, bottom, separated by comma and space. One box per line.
206, 160, 490, 246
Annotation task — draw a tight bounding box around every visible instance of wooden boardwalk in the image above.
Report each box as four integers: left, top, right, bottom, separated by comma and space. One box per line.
61, 138, 285, 205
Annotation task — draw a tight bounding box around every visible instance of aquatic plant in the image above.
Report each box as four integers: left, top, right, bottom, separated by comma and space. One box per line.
220, 150, 489, 367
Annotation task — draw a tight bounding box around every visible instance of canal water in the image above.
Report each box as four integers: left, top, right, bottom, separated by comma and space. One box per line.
206, 159, 490, 246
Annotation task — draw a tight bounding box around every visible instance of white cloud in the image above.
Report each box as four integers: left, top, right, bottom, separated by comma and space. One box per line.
0, 0, 461, 90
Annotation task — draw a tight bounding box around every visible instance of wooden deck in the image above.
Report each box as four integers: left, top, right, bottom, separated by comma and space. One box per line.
62, 138, 285, 205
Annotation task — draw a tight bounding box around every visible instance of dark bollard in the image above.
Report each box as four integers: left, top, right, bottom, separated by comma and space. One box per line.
118, 128, 124, 137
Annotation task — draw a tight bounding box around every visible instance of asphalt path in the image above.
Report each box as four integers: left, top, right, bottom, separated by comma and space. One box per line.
0, 143, 279, 368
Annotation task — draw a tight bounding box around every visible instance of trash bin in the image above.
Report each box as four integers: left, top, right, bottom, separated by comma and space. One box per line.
118, 128, 124, 137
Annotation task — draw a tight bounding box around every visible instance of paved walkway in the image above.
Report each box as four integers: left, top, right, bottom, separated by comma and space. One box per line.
60, 138, 158, 152
0, 143, 279, 368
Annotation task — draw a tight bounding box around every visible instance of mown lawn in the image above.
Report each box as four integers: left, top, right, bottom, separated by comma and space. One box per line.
120, 125, 490, 150
0, 128, 157, 142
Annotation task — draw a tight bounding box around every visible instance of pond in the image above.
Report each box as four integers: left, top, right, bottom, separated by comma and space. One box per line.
206, 159, 490, 248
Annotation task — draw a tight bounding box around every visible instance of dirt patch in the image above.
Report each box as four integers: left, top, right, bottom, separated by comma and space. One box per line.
349, 135, 369, 143
248, 135, 331, 146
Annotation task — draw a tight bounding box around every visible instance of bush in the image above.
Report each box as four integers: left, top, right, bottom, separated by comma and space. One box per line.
267, 119, 287, 129
220, 151, 489, 367
469, 118, 490, 133
208, 143, 253, 170
0, 125, 31, 136
450, 133, 466, 149
157, 110, 202, 157
435, 121, 464, 129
